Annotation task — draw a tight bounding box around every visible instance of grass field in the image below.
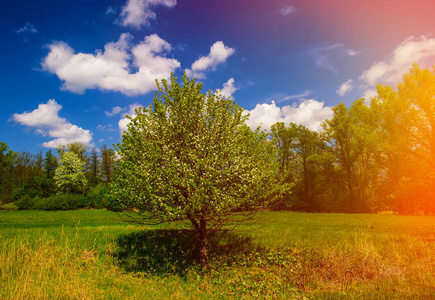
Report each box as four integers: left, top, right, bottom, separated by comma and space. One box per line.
1, 210, 435, 299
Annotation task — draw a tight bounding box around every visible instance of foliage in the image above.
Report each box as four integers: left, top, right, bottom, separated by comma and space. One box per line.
0, 142, 17, 202
266, 63, 435, 213
34, 194, 89, 211
43, 149, 57, 179
322, 100, 380, 212
14, 194, 94, 210
3, 64, 435, 215
31, 176, 56, 197
0, 142, 16, 172
88, 148, 99, 185
100, 144, 115, 184
54, 151, 88, 194
368, 64, 435, 213
13, 183, 39, 201
109, 74, 288, 268
14, 195, 39, 210
0, 142, 119, 210
86, 183, 108, 208
57, 142, 88, 163
0, 202, 17, 210
271, 122, 331, 211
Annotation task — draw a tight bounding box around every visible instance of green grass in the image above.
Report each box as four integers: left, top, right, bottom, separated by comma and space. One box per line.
1, 210, 435, 299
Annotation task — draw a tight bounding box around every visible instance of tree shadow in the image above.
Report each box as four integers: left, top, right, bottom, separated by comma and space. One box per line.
113, 229, 256, 276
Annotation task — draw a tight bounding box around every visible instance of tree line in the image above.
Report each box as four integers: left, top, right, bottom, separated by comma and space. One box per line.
1, 64, 435, 214
0, 142, 117, 210
271, 64, 435, 214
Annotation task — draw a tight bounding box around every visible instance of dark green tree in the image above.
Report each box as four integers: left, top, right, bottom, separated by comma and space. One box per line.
0, 142, 17, 203
100, 144, 114, 184
322, 100, 379, 212
88, 148, 100, 185
43, 149, 58, 180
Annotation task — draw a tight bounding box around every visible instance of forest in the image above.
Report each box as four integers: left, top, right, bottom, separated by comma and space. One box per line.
1, 64, 435, 214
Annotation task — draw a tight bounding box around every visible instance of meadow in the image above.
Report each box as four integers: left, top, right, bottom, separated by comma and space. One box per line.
1, 210, 435, 299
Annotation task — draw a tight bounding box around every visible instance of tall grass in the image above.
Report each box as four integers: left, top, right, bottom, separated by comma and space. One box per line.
1, 210, 435, 299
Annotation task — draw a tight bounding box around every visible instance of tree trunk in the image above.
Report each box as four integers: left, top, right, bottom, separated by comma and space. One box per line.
187, 214, 209, 269
198, 217, 208, 269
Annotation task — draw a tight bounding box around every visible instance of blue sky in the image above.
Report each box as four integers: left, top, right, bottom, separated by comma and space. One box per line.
2, 0, 435, 153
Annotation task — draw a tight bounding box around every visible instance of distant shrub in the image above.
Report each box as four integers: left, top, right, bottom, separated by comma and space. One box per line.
35, 194, 89, 211
86, 184, 108, 209
14, 193, 95, 211
13, 184, 39, 202
377, 210, 397, 215
15, 195, 38, 210
0, 202, 18, 211
0, 194, 14, 205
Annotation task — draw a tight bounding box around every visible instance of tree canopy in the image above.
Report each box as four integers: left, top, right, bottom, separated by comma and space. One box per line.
108, 74, 288, 268
54, 151, 87, 194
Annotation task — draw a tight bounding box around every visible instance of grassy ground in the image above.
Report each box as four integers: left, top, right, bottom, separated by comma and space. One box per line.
1, 210, 435, 299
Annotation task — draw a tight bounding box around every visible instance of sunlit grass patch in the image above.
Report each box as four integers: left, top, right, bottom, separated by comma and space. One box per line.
1, 210, 435, 299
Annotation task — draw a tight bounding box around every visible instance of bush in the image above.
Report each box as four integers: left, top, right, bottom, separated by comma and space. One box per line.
14, 194, 93, 211
13, 184, 39, 202
0, 202, 18, 211
0, 194, 14, 205
15, 195, 38, 210
86, 184, 108, 208
35, 194, 89, 211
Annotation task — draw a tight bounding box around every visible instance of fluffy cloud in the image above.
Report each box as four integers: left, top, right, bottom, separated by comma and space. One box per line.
336, 79, 353, 96
218, 78, 238, 98
185, 41, 235, 78
17, 22, 38, 34
360, 36, 435, 87
119, 0, 176, 28
244, 99, 333, 132
349, 35, 435, 101
118, 103, 142, 135
11, 100, 93, 148
42, 33, 180, 96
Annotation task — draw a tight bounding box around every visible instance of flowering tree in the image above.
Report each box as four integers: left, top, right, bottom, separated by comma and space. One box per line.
54, 151, 87, 194
109, 74, 288, 268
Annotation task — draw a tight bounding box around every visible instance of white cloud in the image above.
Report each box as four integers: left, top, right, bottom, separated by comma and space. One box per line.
97, 124, 114, 132
42, 33, 180, 96
118, 103, 142, 135
244, 99, 333, 132
360, 36, 435, 87
185, 41, 235, 78
337, 79, 353, 96
105, 106, 123, 117
280, 6, 296, 16
17, 22, 38, 34
119, 0, 176, 29
358, 36, 435, 100
11, 100, 93, 148
218, 78, 238, 98
312, 43, 359, 74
